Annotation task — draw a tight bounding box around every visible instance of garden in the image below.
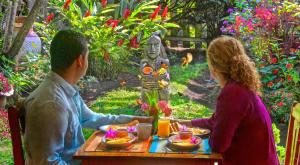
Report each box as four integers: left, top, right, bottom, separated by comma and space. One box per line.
0, 0, 299, 164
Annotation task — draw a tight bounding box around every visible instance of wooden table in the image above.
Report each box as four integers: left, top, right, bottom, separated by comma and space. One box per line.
73, 131, 222, 165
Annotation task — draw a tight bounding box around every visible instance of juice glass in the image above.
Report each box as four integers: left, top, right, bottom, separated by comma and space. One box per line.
157, 117, 170, 138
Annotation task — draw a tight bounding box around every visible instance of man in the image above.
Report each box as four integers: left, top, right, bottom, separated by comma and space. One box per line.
24, 30, 150, 164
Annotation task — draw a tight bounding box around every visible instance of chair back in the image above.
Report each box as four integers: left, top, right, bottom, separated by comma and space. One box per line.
7, 103, 26, 165
285, 102, 300, 165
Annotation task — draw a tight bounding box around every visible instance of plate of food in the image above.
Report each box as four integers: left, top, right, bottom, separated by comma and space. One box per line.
99, 120, 139, 134
102, 129, 137, 148
167, 134, 202, 150
170, 122, 210, 138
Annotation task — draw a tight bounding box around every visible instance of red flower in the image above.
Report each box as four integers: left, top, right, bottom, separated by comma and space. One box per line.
277, 102, 283, 107
287, 75, 293, 81
124, 9, 131, 20
271, 57, 277, 64
101, 0, 107, 8
286, 63, 292, 69
84, 10, 91, 17
63, 0, 71, 9
117, 39, 124, 47
150, 4, 161, 20
130, 36, 139, 48
106, 19, 119, 29
46, 13, 55, 23
267, 82, 274, 87
161, 6, 168, 19
272, 69, 278, 75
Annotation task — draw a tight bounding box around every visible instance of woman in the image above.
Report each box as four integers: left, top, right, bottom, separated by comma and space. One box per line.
181, 36, 279, 165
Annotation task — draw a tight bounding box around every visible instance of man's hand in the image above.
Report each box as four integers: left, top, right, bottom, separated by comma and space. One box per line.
132, 116, 153, 123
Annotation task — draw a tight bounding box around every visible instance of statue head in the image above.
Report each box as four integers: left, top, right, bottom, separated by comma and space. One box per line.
146, 35, 161, 60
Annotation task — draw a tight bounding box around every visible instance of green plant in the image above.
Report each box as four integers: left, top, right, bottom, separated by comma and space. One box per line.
272, 124, 286, 163
46, 0, 179, 80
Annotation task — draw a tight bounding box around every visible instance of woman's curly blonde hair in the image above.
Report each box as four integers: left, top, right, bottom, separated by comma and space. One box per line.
207, 36, 262, 95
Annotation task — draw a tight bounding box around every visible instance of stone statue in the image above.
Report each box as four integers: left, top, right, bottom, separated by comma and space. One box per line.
140, 34, 170, 102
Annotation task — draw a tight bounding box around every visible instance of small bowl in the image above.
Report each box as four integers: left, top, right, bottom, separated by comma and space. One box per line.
179, 131, 193, 140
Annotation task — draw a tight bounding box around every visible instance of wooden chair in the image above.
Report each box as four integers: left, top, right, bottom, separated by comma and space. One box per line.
7, 101, 26, 165
285, 102, 300, 165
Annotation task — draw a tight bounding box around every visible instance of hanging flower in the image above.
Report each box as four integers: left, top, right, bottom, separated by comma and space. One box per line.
101, 0, 107, 8
84, 10, 91, 17
150, 4, 161, 20
117, 39, 124, 47
106, 18, 113, 26
130, 36, 139, 48
123, 9, 131, 20
106, 19, 119, 29
286, 63, 292, 69
63, 0, 71, 9
46, 13, 55, 23
0, 73, 14, 97
267, 82, 274, 87
272, 69, 278, 75
161, 6, 168, 19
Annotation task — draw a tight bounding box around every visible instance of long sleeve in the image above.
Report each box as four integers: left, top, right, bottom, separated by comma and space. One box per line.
209, 88, 249, 153
25, 102, 68, 165
191, 113, 216, 130
74, 93, 133, 129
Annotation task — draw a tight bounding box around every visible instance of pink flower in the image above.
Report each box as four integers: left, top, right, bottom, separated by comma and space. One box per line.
101, 0, 107, 8
190, 137, 198, 144
161, 6, 168, 19
105, 128, 117, 138
127, 126, 136, 133
162, 107, 172, 117
141, 103, 149, 111
0, 73, 13, 96
124, 9, 131, 20
158, 101, 168, 110
179, 125, 188, 131
150, 4, 161, 20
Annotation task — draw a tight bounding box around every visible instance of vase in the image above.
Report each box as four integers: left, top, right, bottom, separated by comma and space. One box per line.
152, 114, 159, 135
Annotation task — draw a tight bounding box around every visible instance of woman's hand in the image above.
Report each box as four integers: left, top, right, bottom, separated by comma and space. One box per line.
171, 119, 193, 127
131, 116, 153, 123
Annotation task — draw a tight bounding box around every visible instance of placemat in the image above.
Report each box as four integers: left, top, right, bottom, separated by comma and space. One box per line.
85, 134, 151, 153
149, 136, 211, 154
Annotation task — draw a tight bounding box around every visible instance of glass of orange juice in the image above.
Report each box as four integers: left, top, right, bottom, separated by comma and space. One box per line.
157, 117, 170, 138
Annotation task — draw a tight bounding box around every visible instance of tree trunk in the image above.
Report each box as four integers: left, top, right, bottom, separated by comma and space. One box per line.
5, 0, 44, 58
2, 0, 18, 53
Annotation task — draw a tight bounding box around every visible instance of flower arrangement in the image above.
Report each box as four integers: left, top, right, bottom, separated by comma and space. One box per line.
140, 90, 172, 132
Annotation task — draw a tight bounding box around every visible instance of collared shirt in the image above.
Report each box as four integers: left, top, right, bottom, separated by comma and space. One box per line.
24, 71, 132, 165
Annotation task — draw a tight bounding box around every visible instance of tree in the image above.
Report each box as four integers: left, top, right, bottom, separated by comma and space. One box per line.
4, 0, 45, 58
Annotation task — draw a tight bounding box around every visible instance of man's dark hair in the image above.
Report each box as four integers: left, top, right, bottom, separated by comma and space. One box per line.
50, 30, 88, 71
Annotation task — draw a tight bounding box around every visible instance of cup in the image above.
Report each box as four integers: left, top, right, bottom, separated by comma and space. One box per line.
179, 130, 193, 140
137, 123, 152, 140
157, 117, 170, 138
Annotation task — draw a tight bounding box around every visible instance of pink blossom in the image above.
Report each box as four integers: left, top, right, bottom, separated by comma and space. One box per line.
141, 103, 149, 111
190, 137, 198, 144
105, 128, 117, 138
158, 101, 168, 110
